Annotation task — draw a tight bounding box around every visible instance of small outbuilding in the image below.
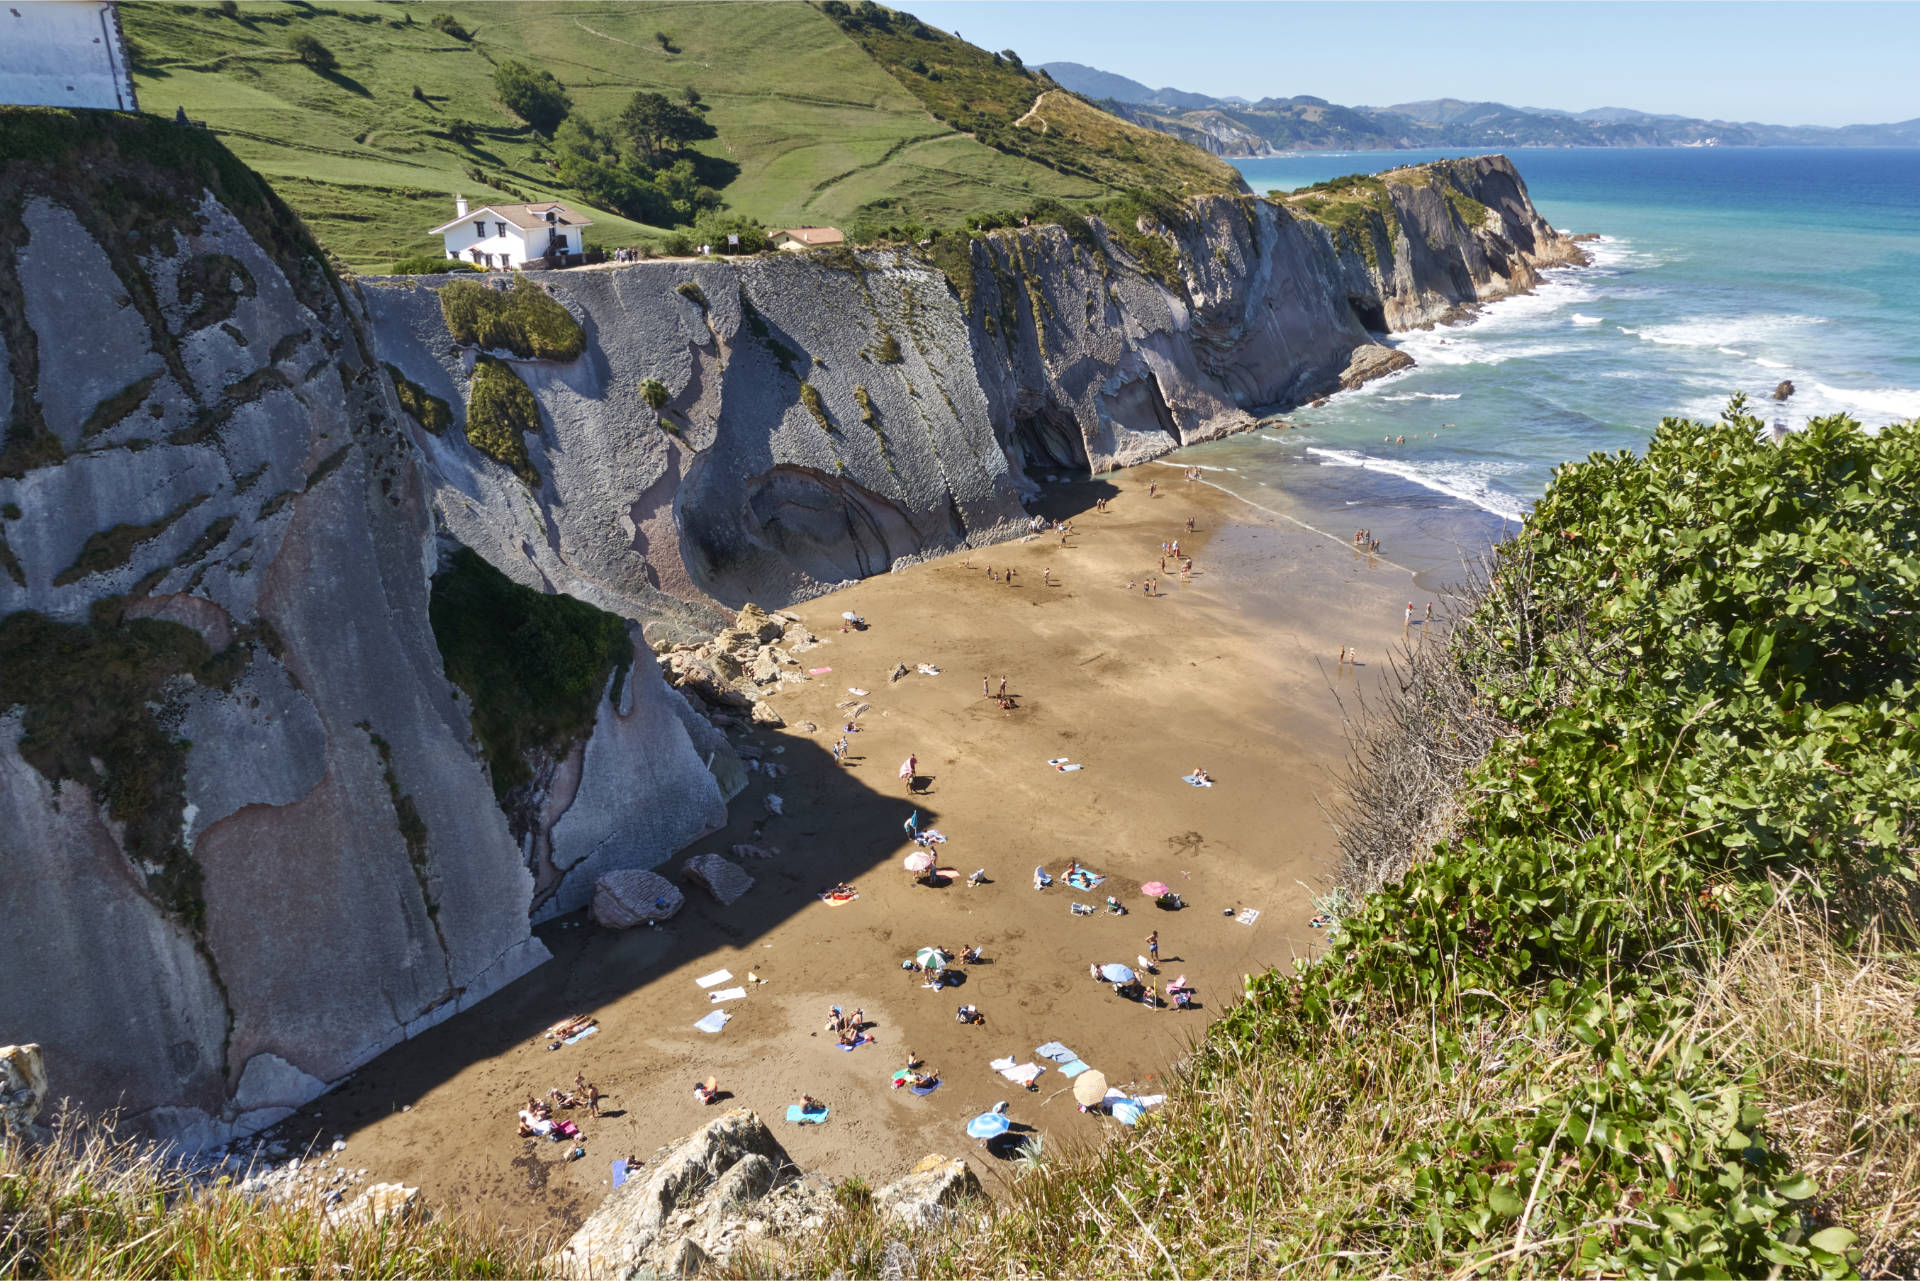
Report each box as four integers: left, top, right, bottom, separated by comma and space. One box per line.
773, 226, 845, 252
429, 197, 592, 269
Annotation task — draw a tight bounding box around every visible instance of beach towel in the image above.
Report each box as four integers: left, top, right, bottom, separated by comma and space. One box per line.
910, 1080, 941, 1096
1070, 903, 1094, 915
989, 1055, 1017, 1072
1046, 758, 1069, 766
808, 666, 832, 674
785, 1104, 830, 1124
1056, 763, 1084, 773
1035, 1042, 1076, 1063
1237, 908, 1261, 926
708, 987, 746, 1003
611, 1159, 629, 1189
999, 1062, 1045, 1086
694, 969, 732, 989
836, 1034, 872, 1051
1182, 773, 1214, 788
915, 829, 948, 844
819, 892, 858, 906
693, 1010, 731, 1034
899, 758, 915, 780
848, 687, 868, 696
1065, 869, 1106, 891
1061, 1060, 1093, 1078
904, 810, 919, 835
916, 664, 940, 675
562, 1025, 600, 1046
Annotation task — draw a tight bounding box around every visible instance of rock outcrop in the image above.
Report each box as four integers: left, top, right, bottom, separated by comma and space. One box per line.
549, 1109, 983, 1280
1, 1043, 47, 1141
590, 868, 684, 930
359, 155, 1579, 627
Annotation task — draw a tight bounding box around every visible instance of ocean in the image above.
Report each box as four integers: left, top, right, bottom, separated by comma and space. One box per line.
1167, 147, 1920, 585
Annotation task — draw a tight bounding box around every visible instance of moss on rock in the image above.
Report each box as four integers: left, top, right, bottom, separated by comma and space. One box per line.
384, 362, 452, 435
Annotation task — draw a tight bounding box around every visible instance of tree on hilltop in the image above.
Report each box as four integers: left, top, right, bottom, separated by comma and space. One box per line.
287, 34, 336, 72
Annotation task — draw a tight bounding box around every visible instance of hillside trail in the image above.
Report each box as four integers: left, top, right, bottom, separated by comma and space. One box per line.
1013, 90, 1052, 132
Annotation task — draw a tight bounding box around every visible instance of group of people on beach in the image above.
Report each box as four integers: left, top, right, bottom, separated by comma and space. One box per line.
515, 1073, 601, 1140
1353, 527, 1381, 553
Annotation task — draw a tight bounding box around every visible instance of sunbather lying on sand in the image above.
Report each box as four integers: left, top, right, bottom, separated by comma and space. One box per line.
545, 1014, 594, 1040
956, 1004, 986, 1026
693, 1076, 720, 1105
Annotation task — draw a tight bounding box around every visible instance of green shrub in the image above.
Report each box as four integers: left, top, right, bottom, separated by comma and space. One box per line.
463, 355, 539, 480
853, 383, 876, 427
429, 547, 631, 799
389, 254, 478, 275
674, 279, 707, 309
286, 33, 336, 72
428, 12, 468, 39
385, 363, 453, 435
870, 330, 903, 363
492, 60, 571, 135
798, 381, 831, 431
439, 277, 585, 361
638, 377, 669, 412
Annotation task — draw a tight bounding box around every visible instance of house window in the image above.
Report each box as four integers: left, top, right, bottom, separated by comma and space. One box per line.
472, 220, 485, 236
496, 222, 507, 238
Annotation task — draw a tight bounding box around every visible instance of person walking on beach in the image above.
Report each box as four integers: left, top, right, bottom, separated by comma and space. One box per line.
1405, 602, 1415, 638
900, 753, 917, 791
1146, 930, 1159, 966
998, 675, 1007, 699
585, 1081, 602, 1116
983, 675, 991, 699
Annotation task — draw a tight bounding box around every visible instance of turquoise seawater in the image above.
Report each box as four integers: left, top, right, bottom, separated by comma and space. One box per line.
1168, 148, 1920, 582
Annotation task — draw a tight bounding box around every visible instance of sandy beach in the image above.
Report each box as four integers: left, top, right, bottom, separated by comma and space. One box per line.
270, 466, 1421, 1239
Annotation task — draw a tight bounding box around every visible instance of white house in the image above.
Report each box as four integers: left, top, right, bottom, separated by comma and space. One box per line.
429, 198, 592, 269
0, 1, 139, 111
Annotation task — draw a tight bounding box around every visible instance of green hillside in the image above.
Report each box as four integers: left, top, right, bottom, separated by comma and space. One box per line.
120, 0, 1229, 272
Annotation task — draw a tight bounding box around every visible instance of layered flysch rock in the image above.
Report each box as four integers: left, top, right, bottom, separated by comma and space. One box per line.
0, 109, 1575, 1151
362, 156, 1576, 627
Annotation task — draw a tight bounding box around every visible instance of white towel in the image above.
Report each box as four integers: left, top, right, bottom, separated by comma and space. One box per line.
694, 969, 733, 988
708, 987, 747, 1002
1000, 1063, 1045, 1085
989, 1055, 1017, 1072
693, 1010, 731, 1034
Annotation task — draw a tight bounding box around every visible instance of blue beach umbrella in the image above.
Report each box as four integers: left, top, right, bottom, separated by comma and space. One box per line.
966, 1112, 1011, 1140
1099, 963, 1135, 984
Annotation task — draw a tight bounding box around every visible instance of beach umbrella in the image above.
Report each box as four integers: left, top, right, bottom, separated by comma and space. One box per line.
915, 946, 948, 971
904, 850, 935, 873
966, 1112, 1010, 1140
1099, 962, 1135, 984
1140, 881, 1171, 898
1072, 1070, 1110, 1108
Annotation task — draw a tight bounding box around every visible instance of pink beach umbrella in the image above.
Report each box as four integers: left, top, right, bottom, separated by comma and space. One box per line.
904, 850, 935, 873
1140, 881, 1172, 898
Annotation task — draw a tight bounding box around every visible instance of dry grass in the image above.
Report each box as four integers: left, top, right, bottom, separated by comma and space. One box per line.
0, 1110, 542, 1280
1689, 897, 1920, 1278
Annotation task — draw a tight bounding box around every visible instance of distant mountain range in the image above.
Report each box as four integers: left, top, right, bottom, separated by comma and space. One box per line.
1040, 62, 1920, 155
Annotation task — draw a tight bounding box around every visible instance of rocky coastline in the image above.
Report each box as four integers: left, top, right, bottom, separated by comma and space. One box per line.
0, 109, 1581, 1149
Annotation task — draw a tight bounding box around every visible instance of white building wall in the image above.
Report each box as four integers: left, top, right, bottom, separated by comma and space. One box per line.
0, 2, 138, 111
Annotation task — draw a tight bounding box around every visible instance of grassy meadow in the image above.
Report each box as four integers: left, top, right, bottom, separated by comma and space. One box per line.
120, 1, 1120, 270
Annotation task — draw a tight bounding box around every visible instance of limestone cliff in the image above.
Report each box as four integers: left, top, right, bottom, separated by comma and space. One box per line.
0, 111, 717, 1147
363, 155, 1575, 628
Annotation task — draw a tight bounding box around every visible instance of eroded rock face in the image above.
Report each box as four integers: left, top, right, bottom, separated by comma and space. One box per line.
360, 155, 1576, 624
1, 1043, 48, 1141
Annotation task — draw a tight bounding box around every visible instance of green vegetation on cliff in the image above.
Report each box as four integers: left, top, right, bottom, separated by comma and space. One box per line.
118, 1, 1229, 270
438, 277, 584, 361
768, 405, 1920, 1278
461, 356, 539, 481
384, 363, 453, 436
428, 547, 631, 801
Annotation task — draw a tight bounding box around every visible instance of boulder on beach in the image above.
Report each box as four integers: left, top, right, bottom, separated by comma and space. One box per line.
1772, 379, 1795, 401
590, 869, 686, 929
683, 852, 756, 906
1, 1044, 48, 1141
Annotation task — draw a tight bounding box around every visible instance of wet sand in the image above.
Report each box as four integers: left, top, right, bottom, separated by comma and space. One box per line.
272, 468, 1422, 1240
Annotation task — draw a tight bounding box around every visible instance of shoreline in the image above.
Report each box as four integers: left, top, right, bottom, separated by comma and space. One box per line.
257, 470, 1425, 1238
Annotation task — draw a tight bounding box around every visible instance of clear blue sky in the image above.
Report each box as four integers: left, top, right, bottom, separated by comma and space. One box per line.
901, 2, 1916, 127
